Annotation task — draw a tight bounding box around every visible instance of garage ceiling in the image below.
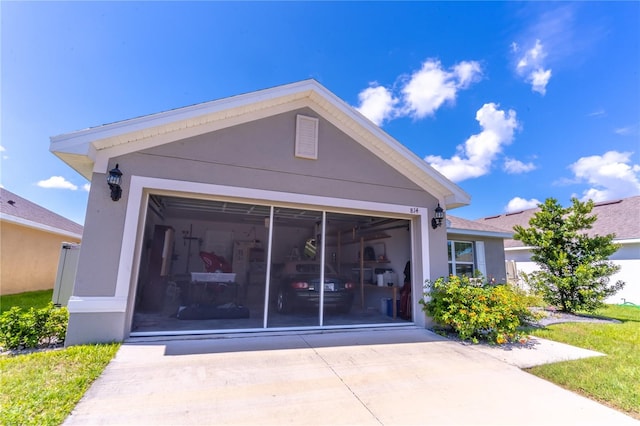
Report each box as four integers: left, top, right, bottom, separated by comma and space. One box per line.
149, 195, 407, 234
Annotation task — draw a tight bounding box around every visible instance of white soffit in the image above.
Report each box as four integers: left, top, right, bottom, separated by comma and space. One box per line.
50, 79, 470, 208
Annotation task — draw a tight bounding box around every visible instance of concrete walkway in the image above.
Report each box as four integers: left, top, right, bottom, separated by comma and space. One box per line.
64, 328, 638, 425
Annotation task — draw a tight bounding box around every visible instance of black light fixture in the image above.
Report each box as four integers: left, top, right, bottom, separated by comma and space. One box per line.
431, 203, 444, 229
107, 163, 123, 201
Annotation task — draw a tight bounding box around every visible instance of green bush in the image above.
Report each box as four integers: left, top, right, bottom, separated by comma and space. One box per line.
420, 275, 534, 344
0, 303, 68, 350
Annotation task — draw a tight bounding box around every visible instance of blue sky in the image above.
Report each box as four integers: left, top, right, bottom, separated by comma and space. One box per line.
2, 2, 639, 226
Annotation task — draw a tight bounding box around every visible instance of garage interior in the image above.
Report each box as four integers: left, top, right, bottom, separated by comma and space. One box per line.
131, 194, 413, 335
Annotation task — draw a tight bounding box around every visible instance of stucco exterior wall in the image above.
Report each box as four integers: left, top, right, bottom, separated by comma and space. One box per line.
74, 108, 440, 298
0, 221, 81, 295
132, 108, 429, 205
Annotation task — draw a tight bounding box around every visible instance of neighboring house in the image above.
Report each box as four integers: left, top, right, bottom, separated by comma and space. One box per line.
50, 79, 484, 346
478, 196, 640, 304
0, 188, 83, 296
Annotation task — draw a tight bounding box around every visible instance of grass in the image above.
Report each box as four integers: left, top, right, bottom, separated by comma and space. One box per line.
527, 304, 640, 419
0, 344, 120, 425
0, 290, 120, 425
1, 290, 54, 313
2, 291, 638, 422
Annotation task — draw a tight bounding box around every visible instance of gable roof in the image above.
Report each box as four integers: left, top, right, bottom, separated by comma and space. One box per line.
447, 215, 512, 239
50, 79, 470, 209
478, 196, 640, 248
0, 188, 83, 238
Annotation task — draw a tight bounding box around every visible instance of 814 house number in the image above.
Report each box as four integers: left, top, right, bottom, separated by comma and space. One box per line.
410, 208, 419, 214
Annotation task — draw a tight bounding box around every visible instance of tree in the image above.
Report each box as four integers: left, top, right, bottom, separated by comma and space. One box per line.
513, 197, 624, 313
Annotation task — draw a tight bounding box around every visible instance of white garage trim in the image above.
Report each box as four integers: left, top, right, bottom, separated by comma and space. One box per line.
75, 175, 425, 320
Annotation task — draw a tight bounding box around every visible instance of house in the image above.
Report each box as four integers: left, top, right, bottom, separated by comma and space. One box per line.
446, 215, 513, 282
0, 188, 83, 296
50, 79, 510, 346
479, 196, 640, 304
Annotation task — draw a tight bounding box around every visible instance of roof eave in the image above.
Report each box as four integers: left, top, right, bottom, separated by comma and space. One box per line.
50, 80, 470, 205
1, 213, 83, 240
447, 228, 513, 239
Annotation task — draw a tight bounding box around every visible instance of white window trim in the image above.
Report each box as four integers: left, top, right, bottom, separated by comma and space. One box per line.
448, 240, 475, 277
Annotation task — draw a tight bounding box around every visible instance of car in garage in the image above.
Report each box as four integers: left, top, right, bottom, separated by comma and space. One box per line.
273, 261, 355, 314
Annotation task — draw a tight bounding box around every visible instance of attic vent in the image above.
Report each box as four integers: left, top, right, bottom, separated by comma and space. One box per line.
506, 211, 524, 216
295, 115, 319, 160
483, 215, 501, 220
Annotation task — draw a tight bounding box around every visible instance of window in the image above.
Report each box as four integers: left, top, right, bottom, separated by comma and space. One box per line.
448, 241, 475, 277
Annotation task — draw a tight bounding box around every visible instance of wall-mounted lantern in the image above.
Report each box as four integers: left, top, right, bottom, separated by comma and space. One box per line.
107, 164, 123, 201
431, 203, 444, 229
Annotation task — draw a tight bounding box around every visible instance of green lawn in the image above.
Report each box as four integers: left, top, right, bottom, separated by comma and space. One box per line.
527, 305, 640, 419
0, 343, 120, 425
1, 289, 54, 313
1, 290, 120, 425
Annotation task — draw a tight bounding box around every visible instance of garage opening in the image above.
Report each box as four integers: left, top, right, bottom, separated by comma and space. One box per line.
131, 194, 413, 335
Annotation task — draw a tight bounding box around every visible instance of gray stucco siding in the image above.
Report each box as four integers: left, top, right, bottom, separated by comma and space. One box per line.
72, 179, 128, 297
133, 108, 431, 207
75, 108, 440, 299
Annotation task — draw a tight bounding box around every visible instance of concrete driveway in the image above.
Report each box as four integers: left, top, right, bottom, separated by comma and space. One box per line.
64, 327, 638, 425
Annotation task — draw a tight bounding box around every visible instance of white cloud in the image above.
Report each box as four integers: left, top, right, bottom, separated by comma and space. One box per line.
530, 68, 552, 95
514, 39, 552, 95
587, 109, 606, 117
355, 59, 482, 125
569, 151, 640, 202
355, 84, 398, 126
614, 124, 639, 136
614, 127, 632, 135
504, 158, 536, 174
425, 103, 519, 182
83, 183, 91, 192
505, 197, 541, 213
36, 176, 78, 190
0, 145, 7, 160
401, 59, 482, 119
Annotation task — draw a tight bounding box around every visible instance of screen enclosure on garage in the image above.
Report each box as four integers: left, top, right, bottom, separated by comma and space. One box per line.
131, 194, 413, 335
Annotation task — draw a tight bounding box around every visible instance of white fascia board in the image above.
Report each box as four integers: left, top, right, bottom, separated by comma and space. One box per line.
504, 246, 533, 251
1, 213, 82, 240
615, 238, 640, 245
446, 228, 513, 239
51, 80, 316, 152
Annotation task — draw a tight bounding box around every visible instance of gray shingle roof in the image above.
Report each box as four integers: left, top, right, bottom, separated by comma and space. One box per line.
447, 215, 512, 236
478, 196, 640, 248
0, 188, 83, 236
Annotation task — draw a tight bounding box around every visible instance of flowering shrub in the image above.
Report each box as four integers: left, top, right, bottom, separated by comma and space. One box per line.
420, 275, 534, 344
0, 303, 68, 350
